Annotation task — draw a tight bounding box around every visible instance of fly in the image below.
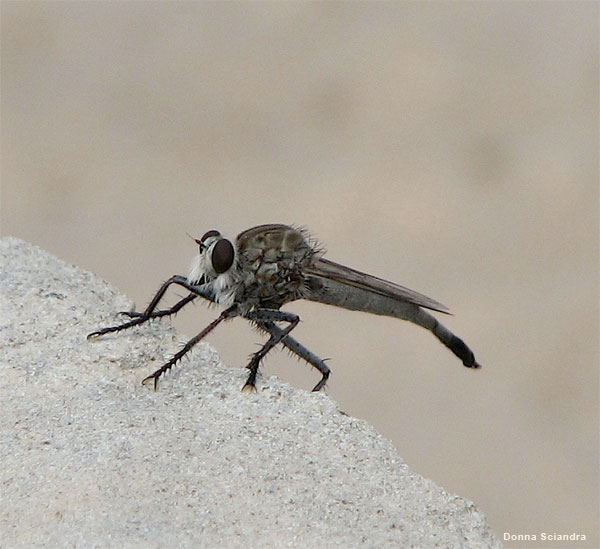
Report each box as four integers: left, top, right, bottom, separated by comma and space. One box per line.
88, 224, 481, 391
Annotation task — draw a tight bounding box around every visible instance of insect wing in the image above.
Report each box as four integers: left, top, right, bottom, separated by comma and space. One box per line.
305, 257, 450, 314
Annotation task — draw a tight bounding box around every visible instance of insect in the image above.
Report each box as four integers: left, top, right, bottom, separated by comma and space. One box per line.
88, 224, 481, 391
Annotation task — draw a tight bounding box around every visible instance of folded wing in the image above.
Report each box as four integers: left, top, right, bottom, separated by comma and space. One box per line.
304, 257, 450, 315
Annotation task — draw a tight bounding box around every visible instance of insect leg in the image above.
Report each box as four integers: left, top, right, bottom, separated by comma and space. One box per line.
257, 320, 330, 391
88, 275, 214, 339
121, 293, 197, 320
142, 304, 238, 390
241, 309, 300, 392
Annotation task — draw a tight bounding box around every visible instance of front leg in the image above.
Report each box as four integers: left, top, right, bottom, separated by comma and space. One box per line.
241, 309, 300, 392
121, 293, 197, 320
87, 275, 214, 339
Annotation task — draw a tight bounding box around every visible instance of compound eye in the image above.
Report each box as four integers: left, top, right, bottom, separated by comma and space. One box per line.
196, 229, 221, 252
211, 239, 234, 274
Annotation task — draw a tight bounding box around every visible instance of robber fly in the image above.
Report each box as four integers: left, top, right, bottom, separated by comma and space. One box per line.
88, 224, 481, 391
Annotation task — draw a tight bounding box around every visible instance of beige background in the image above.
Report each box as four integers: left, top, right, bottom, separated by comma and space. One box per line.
2, 2, 598, 547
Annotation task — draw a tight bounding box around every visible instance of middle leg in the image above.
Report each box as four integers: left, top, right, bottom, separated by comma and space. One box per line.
142, 304, 239, 390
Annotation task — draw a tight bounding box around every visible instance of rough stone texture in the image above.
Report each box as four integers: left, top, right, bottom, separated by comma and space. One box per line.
0, 237, 501, 548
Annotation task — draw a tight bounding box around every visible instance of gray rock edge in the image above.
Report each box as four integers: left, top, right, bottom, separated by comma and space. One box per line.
0, 237, 501, 548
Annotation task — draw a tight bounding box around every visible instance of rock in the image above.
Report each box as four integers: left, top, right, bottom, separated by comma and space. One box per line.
0, 237, 501, 548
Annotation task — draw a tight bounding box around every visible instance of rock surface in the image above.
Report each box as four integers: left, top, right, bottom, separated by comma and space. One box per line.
0, 237, 501, 548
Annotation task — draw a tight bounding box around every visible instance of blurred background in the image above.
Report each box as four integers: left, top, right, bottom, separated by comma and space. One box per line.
2, 2, 598, 547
